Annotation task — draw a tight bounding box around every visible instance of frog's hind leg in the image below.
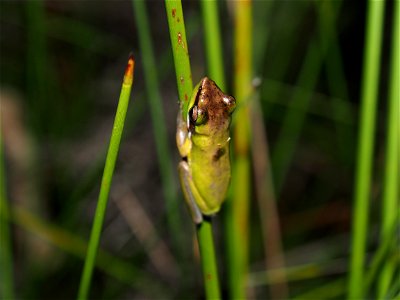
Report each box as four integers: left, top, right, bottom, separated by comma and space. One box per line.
178, 161, 203, 224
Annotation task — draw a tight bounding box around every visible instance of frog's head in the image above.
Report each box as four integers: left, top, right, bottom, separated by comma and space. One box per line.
188, 77, 236, 135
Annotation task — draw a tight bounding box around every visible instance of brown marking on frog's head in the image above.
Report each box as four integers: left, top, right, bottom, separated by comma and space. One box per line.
189, 77, 236, 135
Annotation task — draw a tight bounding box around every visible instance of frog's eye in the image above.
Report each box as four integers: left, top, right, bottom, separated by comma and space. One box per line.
223, 96, 236, 114
189, 106, 207, 126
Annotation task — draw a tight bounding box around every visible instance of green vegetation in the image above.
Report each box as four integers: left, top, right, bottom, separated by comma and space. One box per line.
0, 1, 398, 299
77, 56, 135, 300
378, 1, 399, 297
348, 1, 385, 298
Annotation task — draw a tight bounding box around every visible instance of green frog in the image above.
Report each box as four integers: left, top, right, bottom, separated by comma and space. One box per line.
177, 77, 236, 224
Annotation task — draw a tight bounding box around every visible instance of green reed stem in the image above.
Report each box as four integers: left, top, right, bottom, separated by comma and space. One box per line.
165, 1, 220, 298
77, 56, 135, 300
229, 0, 253, 298
348, 1, 385, 299
197, 220, 221, 298
0, 132, 15, 299
200, 1, 231, 297
165, 0, 193, 117
132, 0, 181, 255
200, 0, 225, 90
199, 1, 229, 298
378, 0, 399, 297
227, 157, 250, 299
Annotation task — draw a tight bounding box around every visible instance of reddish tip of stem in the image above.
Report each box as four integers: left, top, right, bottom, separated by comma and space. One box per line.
124, 53, 135, 85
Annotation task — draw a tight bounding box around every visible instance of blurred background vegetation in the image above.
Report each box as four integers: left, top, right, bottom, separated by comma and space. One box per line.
0, 0, 398, 299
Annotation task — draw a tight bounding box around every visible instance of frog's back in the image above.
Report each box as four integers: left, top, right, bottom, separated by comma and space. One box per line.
189, 132, 231, 215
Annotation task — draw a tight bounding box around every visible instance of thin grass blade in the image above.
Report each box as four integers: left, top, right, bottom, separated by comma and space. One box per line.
348, 1, 385, 298
77, 55, 135, 300
200, 0, 225, 90
378, 0, 399, 296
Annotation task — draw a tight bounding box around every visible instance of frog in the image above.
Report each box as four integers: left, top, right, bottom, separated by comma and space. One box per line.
176, 77, 236, 224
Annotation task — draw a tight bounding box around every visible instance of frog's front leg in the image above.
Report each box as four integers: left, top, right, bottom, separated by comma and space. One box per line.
178, 161, 203, 224
176, 109, 191, 158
